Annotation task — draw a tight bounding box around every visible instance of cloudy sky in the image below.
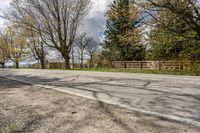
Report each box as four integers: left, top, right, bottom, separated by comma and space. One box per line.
0, 0, 11, 27
85, 0, 113, 40
0, 0, 113, 40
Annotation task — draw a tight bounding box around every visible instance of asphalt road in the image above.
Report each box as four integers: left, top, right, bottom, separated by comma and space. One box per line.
1, 69, 200, 126
1, 77, 199, 133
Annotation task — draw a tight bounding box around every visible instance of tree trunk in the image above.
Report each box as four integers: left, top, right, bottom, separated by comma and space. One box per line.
89, 55, 93, 68
40, 45, 46, 69
64, 55, 71, 69
40, 58, 46, 69
15, 61, 19, 69
81, 52, 84, 69
81, 58, 84, 68
0, 63, 5, 69
71, 47, 75, 69
2, 63, 5, 69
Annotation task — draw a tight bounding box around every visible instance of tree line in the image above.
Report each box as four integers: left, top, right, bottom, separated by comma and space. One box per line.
103, 0, 200, 65
0, 0, 200, 69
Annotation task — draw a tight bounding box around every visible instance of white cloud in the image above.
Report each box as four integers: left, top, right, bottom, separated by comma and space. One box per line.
0, 0, 11, 29
91, 0, 112, 13
0, 0, 10, 7
0, 0, 11, 12
84, 0, 113, 41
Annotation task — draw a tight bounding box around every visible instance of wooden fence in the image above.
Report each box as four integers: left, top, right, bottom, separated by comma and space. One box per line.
30, 62, 81, 69
113, 61, 197, 70
113, 61, 200, 70
113, 61, 153, 69
8, 61, 199, 71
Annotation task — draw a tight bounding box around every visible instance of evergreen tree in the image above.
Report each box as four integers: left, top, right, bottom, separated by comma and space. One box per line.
104, 0, 144, 61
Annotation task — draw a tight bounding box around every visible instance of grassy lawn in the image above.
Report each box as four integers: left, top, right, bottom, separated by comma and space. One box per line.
49, 68, 200, 76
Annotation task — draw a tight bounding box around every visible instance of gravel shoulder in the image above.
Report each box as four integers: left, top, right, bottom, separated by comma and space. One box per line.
0, 78, 199, 133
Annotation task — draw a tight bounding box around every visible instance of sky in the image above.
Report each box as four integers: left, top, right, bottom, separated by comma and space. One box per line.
0, 0, 11, 28
85, 0, 113, 41
0, 0, 113, 40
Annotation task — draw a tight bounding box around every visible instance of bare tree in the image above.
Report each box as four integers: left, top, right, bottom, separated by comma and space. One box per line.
0, 49, 8, 68
75, 33, 91, 68
8, 0, 91, 69
5, 26, 27, 69
0, 32, 9, 68
23, 26, 48, 69
85, 38, 100, 68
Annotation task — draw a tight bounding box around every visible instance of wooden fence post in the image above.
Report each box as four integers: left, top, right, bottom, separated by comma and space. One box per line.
124, 62, 127, 68
158, 61, 161, 70
180, 62, 183, 70
140, 62, 143, 69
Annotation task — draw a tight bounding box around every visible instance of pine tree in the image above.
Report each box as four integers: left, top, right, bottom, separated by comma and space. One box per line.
104, 0, 144, 61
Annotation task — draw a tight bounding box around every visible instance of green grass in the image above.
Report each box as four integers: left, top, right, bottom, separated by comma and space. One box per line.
0, 124, 18, 133
8, 124, 18, 133
49, 67, 200, 76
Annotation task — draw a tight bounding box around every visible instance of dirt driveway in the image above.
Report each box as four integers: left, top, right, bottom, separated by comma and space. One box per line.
0, 78, 199, 133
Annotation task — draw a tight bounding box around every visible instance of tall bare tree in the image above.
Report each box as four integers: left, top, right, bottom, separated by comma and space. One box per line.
85, 38, 99, 68
4, 26, 28, 69
23, 26, 48, 69
75, 33, 92, 68
0, 32, 9, 68
8, 0, 91, 69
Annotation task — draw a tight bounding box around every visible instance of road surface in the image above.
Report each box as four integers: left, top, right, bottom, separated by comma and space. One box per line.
1, 77, 199, 133
0, 69, 200, 126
